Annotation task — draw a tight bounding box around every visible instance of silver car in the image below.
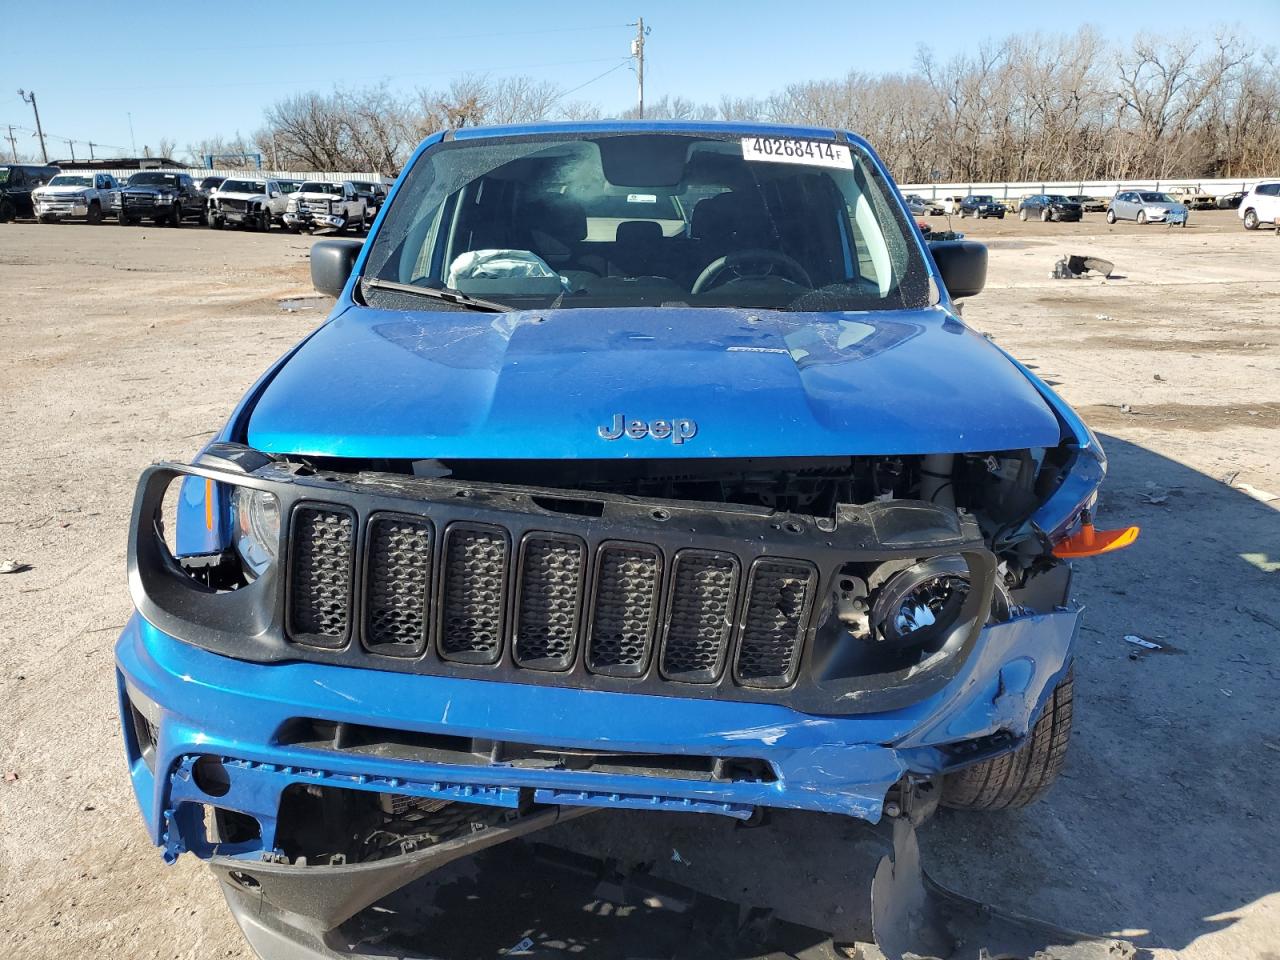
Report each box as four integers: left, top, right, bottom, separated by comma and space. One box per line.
1107, 190, 1188, 227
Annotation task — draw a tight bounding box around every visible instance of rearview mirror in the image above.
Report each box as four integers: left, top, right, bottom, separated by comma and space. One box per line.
930, 240, 987, 300
310, 238, 364, 298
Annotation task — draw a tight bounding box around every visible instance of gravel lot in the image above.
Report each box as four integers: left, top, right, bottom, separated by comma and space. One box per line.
1, 210, 1277, 959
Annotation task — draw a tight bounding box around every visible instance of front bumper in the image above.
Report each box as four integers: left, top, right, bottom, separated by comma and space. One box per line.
35, 199, 89, 217
116, 601, 1078, 863
284, 211, 345, 230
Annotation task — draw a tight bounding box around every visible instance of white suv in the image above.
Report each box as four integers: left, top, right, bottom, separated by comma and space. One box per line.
1239, 181, 1280, 231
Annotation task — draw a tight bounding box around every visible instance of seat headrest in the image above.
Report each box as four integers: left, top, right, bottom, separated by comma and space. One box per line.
614, 219, 664, 245
690, 191, 773, 244
522, 196, 588, 243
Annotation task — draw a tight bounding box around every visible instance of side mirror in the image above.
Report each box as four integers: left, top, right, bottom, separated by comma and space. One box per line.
930, 240, 987, 300
310, 238, 364, 298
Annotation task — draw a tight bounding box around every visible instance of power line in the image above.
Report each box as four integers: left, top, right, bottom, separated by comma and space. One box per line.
185, 22, 631, 54
553, 59, 634, 103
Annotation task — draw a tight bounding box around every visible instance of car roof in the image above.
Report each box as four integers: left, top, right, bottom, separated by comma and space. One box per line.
449, 118, 850, 144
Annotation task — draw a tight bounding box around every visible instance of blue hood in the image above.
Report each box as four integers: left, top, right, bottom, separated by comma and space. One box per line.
245, 306, 1063, 459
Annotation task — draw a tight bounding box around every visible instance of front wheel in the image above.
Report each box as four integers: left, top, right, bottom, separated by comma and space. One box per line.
0, 199, 15, 222
1106, 209, 1116, 224
1137, 210, 1147, 225
209, 215, 224, 230
1243, 208, 1259, 230
38, 213, 57, 224
119, 210, 134, 225
942, 666, 1074, 810
87, 203, 103, 225
1018, 208, 1028, 221
169, 204, 182, 227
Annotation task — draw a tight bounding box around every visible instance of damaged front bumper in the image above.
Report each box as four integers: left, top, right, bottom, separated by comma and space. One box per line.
116, 600, 1078, 857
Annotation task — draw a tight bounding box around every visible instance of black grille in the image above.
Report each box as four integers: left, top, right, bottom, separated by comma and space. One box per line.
734, 560, 817, 688
363, 514, 433, 655
288, 506, 355, 647
660, 551, 739, 683
513, 534, 585, 670
221, 198, 248, 212
588, 544, 661, 677
437, 524, 509, 664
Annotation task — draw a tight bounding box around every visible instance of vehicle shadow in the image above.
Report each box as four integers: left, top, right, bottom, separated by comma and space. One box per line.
378, 434, 1279, 957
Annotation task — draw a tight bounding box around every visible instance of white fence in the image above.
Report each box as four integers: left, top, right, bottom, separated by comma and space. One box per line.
56, 166, 393, 184
898, 176, 1267, 200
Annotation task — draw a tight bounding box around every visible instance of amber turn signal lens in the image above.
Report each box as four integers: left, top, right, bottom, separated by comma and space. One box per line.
1052, 522, 1139, 559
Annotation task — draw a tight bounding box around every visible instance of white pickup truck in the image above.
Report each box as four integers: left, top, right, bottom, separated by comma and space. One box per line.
208, 177, 290, 231
282, 180, 368, 234
32, 172, 119, 224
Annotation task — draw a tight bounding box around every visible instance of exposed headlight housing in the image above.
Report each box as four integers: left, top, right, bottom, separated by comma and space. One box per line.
230, 486, 279, 578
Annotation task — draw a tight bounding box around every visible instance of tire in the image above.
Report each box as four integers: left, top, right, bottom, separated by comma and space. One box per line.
210, 215, 224, 230
87, 202, 103, 225
1018, 208, 1028, 221
1041, 207, 1051, 222
38, 213, 56, 224
170, 204, 182, 227
942, 666, 1074, 811
259, 211, 272, 232
0, 199, 16, 222
1106, 209, 1116, 224
1137, 210, 1147, 225
1243, 208, 1259, 230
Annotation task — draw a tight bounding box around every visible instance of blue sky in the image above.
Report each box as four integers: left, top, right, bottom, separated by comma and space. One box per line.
2, 0, 1277, 160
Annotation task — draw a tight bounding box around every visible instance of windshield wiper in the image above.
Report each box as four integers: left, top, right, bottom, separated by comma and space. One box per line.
361, 278, 512, 313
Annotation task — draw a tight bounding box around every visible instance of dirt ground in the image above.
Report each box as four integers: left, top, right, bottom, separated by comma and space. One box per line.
1, 210, 1277, 959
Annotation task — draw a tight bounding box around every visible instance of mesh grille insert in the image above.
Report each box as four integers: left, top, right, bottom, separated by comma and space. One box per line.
438, 524, 509, 664
363, 514, 433, 654
288, 506, 355, 647
661, 551, 739, 683
514, 534, 585, 671
735, 559, 817, 688
588, 543, 661, 677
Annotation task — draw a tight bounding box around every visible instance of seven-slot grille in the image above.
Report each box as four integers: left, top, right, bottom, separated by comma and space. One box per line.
286, 505, 813, 689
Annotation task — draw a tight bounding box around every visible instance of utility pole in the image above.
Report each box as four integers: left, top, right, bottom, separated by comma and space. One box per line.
5, 125, 17, 162
17, 89, 48, 163
629, 17, 648, 118
66, 139, 76, 162
87, 141, 96, 161
127, 112, 137, 156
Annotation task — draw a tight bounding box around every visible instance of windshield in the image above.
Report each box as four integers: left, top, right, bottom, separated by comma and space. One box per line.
300, 181, 342, 194
279, 181, 303, 194
351, 181, 378, 192
1139, 192, 1174, 203
222, 179, 267, 193
49, 175, 93, 187
967, 195, 994, 203
128, 173, 179, 186
1046, 195, 1071, 203
363, 132, 929, 313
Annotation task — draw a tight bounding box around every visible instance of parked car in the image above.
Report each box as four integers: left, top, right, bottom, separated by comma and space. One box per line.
282, 180, 368, 233
941, 194, 964, 215
196, 175, 226, 198
1018, 194, 1082, 222
902, 193, 931, 217
1168, 187, 1215, 210
32, 171, 118, 224
350, 179, 390, 219
208, 176, 289, 231
1066, 195, 1107, 213
115, 121, 1133, 954
1238, 181, 1280, 230
0, 163, 60, 221
1107, 190, 1187, 226
1216, 191, 1244, 210
113, 171, 205, 226
957, 194, 1005, 219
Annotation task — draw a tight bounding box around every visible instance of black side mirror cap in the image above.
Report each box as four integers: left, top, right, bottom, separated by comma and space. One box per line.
930, 240, 987, 299
310, 238, 364, 298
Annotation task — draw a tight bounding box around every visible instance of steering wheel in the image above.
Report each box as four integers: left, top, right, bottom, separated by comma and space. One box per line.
691, 249, 812, 295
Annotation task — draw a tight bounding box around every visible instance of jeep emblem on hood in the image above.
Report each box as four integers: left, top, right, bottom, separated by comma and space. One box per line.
597, 414, 697, 444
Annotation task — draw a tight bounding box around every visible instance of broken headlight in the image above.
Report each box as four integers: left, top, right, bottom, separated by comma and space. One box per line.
871, 556, 973, 649
230, 486, 280, 578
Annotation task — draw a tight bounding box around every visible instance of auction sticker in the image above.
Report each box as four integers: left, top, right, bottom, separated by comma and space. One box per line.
742, 137, 852, 169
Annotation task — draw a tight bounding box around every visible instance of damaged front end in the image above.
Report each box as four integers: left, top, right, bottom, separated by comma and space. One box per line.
114, 425, 1132, 955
